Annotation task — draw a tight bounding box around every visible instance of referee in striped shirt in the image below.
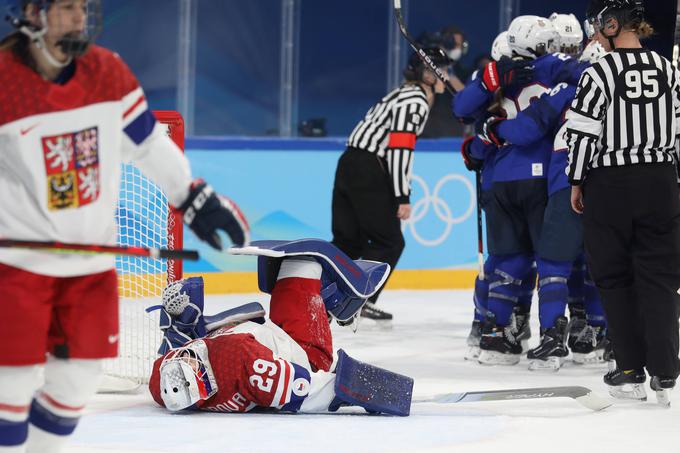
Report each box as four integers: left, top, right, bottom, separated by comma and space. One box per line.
566, 0, 680, 398
331, 47, 447, 320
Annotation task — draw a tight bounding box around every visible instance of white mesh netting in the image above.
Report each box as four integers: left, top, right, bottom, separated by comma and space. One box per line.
101, 113, 182, 391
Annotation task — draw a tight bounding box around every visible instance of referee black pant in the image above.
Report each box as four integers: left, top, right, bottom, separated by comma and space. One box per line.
331, 147, 404, 304
583, 163, 680, 378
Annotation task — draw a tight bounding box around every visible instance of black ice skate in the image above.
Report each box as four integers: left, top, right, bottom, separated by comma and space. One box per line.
570, 324, 608, 365
360, 302, 393, 328
567, 305, 586, 347
604, 368, 647, 401
464, 320, 482, 361
478, 314, 522, 366
650, 376, 675, 408
602, 337, 616, 371
527, 316, 569, 371
511, 305, 531, 353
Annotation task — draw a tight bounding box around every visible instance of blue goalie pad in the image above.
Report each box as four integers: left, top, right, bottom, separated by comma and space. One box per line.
229, 239, 390, 322
329, 349, 413, 416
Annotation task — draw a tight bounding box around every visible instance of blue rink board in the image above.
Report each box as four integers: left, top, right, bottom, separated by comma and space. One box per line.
124, 137, 479, 273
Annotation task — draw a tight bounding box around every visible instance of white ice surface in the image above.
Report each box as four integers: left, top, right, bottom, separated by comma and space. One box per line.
69, 290, 679, 453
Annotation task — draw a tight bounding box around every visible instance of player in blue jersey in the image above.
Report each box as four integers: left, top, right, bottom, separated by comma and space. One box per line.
458, 32, 536, 360
472, 15, 593, 366
480, 39, 609, 369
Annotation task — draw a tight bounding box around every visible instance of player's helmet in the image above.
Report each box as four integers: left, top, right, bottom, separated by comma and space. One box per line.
579, 40, 607, 64
403, 47, 451, 82
586, 0, 645, 37
159, 348, 216, 412
4, 0, 102, 57
491, 31, 512, 62
549, 13, 584, 56
507, 15, 560, 59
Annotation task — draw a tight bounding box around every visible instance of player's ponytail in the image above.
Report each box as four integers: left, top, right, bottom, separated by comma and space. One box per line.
631, 21, 654, 40
0, 32, 36, 69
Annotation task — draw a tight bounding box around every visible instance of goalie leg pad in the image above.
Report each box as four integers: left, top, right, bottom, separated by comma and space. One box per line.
243, 239, 390, 322
329, 349, 413, 416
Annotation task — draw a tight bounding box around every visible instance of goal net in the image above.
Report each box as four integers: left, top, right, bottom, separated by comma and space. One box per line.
100, 111, 185, 392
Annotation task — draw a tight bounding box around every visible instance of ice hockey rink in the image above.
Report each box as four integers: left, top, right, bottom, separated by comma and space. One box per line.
69, 290, 678, 453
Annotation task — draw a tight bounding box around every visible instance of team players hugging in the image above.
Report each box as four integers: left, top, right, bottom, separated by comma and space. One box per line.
455, 2, 676, 406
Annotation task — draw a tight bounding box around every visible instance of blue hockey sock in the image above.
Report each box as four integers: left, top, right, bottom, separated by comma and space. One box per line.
567, 256, 585, 307
487, 254, 533, 326
537, 258, 571, 330
517, 263, 536, 313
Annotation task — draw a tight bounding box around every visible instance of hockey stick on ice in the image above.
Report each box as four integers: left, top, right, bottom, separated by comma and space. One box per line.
393, 0, 485, 276
416, 386, 612, 412
0, 239, 200, 261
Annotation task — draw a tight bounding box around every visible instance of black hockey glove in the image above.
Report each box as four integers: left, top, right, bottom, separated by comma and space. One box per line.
477, 116, 506, 147
178, 180, 250, 250
460, 136, 483, 172
481, 57, 534, 92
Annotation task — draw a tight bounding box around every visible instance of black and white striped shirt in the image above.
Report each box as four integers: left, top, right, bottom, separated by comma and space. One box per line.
347, 84, 430, 202
565, 49, 680, 184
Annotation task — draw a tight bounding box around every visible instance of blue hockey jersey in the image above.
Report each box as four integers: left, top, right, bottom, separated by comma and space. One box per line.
491, 53, 586, 182
495, 82, 577, 195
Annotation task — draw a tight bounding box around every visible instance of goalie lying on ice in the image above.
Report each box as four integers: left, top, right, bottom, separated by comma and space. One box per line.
148, 239, 414, 416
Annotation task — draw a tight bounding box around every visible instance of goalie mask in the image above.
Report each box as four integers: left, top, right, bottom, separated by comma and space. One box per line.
5, 0, 103, 66
159, 342, 218, 412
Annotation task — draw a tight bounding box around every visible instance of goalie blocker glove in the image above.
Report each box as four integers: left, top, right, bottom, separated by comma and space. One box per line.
179, 180, 250, 249
481, 57, 534, 93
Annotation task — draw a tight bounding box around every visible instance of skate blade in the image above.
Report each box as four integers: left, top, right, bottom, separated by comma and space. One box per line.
608, 383, 647, 401
655, 389, 671, 408
464, 346, 480, 361
520, 340, 529, 354
528, 356, 564, 372
572, 350, 605, 365
478, 350, 520, 366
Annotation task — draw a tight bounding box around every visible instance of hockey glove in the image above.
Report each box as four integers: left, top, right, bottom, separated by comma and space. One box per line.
178, 180, 250, 250
460, 136, 483, 172
477, 116, 506, 147
481, 57, 534, 92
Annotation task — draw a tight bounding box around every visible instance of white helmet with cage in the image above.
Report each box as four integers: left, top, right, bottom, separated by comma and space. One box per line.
549, 13, 584, 56
579, 40, 607, 64
491, 31, 512, 61
507, 15, 560, 59
159, 343, 218, 412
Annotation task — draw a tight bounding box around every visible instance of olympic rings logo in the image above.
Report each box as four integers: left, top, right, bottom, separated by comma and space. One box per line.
402, 173, 475, 246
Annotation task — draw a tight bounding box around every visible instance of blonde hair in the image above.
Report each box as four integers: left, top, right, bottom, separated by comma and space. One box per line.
628, 21, 654, 39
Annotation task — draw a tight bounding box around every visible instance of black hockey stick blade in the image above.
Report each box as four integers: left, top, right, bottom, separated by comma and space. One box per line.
419, 386, 612, 412
0, 239, 200, 261
392, 0, 457, 94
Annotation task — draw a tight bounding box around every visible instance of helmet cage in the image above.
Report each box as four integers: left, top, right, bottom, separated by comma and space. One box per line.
159, 348, 215, 412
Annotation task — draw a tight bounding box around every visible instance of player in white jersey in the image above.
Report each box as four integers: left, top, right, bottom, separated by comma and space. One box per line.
0, 1, 249, 452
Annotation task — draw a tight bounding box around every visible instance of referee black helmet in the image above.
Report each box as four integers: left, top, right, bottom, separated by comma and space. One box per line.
403, 47, 450, 82
587, 0, 645, 31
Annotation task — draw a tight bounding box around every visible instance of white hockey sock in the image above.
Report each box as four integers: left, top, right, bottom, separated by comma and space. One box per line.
277, 258, 322, 281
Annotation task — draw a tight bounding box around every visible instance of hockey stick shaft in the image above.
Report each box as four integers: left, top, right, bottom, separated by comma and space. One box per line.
0, 239, 200, 261
475, 169, 485, 279
417, 386, 611, 411
393, 0, 457, 95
